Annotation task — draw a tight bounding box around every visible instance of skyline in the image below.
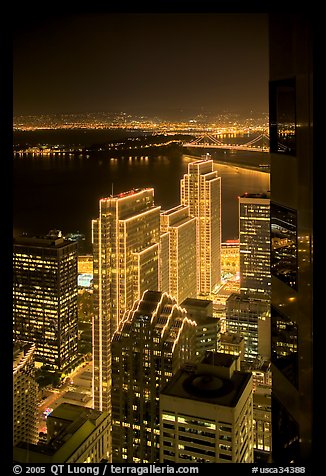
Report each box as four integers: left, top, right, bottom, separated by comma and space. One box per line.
10, 11, 315, 469
13, 12, 268, 118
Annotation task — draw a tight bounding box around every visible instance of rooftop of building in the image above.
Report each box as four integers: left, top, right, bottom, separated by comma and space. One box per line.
226, 292, 270, 305
181, 298, 213, 308
201, 351, 237, 368
49, 402, 101, 423
14, 230, 77, 248
161, 352, 251, 407
13, 342, 35, 369
161, 204, 187, 215
101, 187, 153, 201
13, 403, 108, 463
189, 314, 219, 326
220, 332, 244, 345
240, 191, 270, 199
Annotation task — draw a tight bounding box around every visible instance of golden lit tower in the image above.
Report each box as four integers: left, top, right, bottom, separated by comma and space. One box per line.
92, 188, 160, 413
160, 205, 197, 304
13, 342, 38, 447
180, 158, 221, 295
111, 290, 196, 463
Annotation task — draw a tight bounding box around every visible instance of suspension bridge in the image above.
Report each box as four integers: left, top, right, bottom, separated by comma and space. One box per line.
182, 133, 281, 153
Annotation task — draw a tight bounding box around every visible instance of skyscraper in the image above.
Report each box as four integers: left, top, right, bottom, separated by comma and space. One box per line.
239, 192, 271, 301
13, 231, 78, 371
180, 297, 220, 361
269, 13, 313, 463
159, 352, 254, 463
92, 189, 160, 413
160, 205, 197, 303
181, 158, 221, 295
226, 293, 270, 363
13, 342, 38, 447
111, 290, 196, 463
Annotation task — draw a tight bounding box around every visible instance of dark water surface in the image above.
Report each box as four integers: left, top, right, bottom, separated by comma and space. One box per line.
13, 142, 269, 252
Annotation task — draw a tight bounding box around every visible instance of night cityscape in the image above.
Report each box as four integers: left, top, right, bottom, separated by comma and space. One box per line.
11, 11, 314, 475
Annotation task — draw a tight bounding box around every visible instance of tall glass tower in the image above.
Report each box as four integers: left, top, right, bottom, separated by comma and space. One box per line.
239, 192, 271, 301
269, 13, 313, 463
92, 188, 161, 413
181, 158, 221, 295
13, 231, 78, 371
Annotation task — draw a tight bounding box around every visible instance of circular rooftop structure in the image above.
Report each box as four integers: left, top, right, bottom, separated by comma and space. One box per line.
183, 372, 234, 398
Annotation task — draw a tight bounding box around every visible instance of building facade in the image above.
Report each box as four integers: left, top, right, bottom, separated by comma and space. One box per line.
160, 205, 197, 304
269, 13, 313, 463
159, 352, 253, 463
180, 298, 220, 361
111, 290, 197, 463
221, 240, 240, 276
181, 158, 221, 295
13, 342, 39, 447
226, 293, 270, 363
239, 193, 271, 301
219, 332, 245, 361
13, 231, 78, 371
253, 386, 272, 463
92, 188, 161, 413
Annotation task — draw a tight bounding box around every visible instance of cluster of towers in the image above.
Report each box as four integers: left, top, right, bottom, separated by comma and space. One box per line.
12, 13, 314, 465
13, 156, 274, 464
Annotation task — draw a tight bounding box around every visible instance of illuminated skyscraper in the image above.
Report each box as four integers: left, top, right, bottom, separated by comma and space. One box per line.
111, 290, 196, 463
239, 193, 271, 301
160, 205, 197, 303
181, 158, 221, 295
92, 189, 160, 413
13, 342, 38, 447
159, 352, 253, 463
13, 231, 78, 371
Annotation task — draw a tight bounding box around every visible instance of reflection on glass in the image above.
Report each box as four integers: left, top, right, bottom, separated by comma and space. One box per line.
269, 79, 296, 155
272, 395, 300, 464
271, 203, 297, 289
271, 306, 298, 388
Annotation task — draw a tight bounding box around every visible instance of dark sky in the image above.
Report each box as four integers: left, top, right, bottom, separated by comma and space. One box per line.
13, 12, 269, 119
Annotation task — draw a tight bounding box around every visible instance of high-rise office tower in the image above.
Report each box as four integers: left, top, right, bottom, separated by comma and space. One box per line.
226, 293, 270, 363
111, 290, 197, 463
269, 13, 313, 463
92, 188, 160, 413
159, 352, 253, 463
160, 205, 197, 303
13, 342, 38, 447
239, 192, 271, 301
181, 158, 221, 295
180, 297, 220, 361
13, 231, 78, 371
